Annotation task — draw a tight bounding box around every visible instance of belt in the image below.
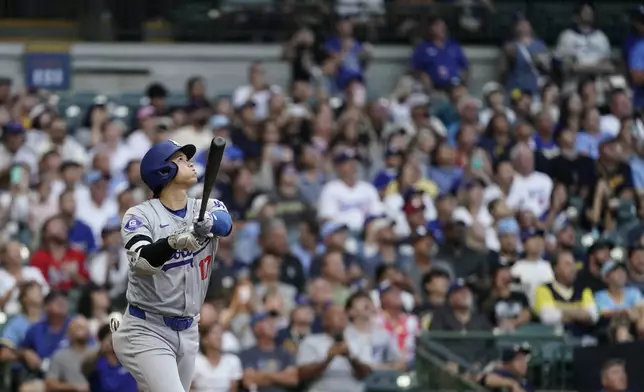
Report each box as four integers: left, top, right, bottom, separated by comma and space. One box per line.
128, 304, 194, 332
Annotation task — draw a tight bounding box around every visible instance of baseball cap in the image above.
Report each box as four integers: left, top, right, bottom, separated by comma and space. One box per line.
363, 214, 394, 232
3, 121, 24, 135
372, 171, 394, 190
521, 228, 545, 242
601, 260, 626, 279
333, 149, 358, 164
598, 134, 619, 147
482, 81, 503, 97
402, 188, 425, 214
409, 225, 433, 244
463, 178, 486, 190
320, 221, 348, 240
250, 311, 279, 327
589, 238, 614, 254
447, 278, 468, 297
497, 218, 520, 236
501, 342, 532, 362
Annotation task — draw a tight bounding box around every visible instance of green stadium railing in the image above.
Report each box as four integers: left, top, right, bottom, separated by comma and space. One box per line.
417, 325, 581, 392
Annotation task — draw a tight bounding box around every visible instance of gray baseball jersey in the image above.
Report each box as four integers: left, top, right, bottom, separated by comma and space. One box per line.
121, 197, 225, 317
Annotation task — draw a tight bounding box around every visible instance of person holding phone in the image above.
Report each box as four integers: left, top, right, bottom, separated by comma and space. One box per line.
296, 305, 372, 392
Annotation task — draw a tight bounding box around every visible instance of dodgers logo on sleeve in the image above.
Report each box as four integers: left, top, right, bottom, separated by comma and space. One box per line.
212, 199, 228, 211
124, 215, 145, 232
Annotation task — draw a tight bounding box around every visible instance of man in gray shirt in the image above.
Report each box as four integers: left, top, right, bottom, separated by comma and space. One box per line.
297, 305, 372, 392
344, 291, 405, 370
45, 316, 92, 392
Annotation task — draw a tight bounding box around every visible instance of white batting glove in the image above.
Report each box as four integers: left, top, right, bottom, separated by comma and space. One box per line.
193, 213, 214, 239
168, 228, 202, 251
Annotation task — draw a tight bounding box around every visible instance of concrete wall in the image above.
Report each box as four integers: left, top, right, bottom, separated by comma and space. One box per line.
0, 43, 500, 97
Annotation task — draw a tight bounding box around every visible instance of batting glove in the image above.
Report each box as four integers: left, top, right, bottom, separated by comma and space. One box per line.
168, 228, 202, 251
193, 213, 214, 238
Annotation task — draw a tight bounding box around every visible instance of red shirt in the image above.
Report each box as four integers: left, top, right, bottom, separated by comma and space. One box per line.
30, 247, 88, 291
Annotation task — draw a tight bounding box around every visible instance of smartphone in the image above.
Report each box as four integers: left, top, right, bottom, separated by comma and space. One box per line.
333, 333, 344, 343
10, 166, 21, 186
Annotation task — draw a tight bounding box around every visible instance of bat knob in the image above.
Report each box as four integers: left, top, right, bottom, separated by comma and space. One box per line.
213, 137, 227, 147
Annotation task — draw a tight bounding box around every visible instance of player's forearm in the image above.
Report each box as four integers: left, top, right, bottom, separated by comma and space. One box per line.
137, 238, 176, 268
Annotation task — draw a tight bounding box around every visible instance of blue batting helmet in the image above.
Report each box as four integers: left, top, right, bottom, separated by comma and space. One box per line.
140, 139, 196, 195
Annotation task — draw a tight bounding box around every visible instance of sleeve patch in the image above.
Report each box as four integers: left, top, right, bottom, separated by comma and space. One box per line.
124, 215, 145, 232
211, 199, 228, 212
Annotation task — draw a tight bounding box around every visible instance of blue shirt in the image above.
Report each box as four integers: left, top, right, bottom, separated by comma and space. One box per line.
20, 318, 70, 360
575, 131, 610, 159
411, 39, 468, 89
490, 369, 534, 392
239, 346, 294, 392
504, 39, 548, 95
0, 314, 34, 349
595, 287, 643, 313
630, 155, 644, 191
88, 356, 137, 392
68, 220, 97, 254
324, 37, 364, 90
629, 40, 644, 109
427, 166, 463, 194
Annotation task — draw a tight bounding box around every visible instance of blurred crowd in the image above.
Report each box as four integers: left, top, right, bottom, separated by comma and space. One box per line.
0, 1, 643, 392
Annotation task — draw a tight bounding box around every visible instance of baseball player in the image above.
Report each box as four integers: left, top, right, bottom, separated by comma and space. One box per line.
110, 139, 233, 392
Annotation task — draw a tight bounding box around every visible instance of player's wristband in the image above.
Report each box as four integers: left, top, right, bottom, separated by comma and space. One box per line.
139, 238, 175, 267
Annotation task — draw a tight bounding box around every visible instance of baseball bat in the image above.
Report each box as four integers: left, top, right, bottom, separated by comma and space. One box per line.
198, 137, 226, 222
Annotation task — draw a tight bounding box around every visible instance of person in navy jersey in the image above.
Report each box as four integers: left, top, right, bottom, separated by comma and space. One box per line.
323, 17, 372, 92
480, 343, 535, 392
411, 16, 469, 91
17, 290, 70, 378
82, 324, 137, 392
59, 189, 97, 254
624, 7, 644, 68
629, 12, 644, 110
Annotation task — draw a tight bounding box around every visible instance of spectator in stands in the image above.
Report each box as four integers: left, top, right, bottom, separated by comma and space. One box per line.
233, 61, 279, 121
323, 17, 371, 101
481, 264, 531, 332
297, 305, 371, 392
45, 316, 92, 392
127, 105, 157, 160
500, 14, 549, 97
88, 217, 128, 301
487, 216, 521, 265
0, 122, 38, 179
478, 82, 515, 128
282, 26, 318, 83
0, 240, 49, 315
76, 284, 112, 337
199, 303, 240, 354
145, 82, 168, 116
255, 217, 306, 293
30, 216, 88, 291
172, 102, 213, 151
411, 16, 468, 91
254, 253, 297, 313
58, 189, 95, 255
601, 89, 632, 137
319, 250, 351, 306
208, 234, 243, 303
17, 291, 70, 383
599, 359, 630, 392
403, 226, 454, 294
76, 171, 118, 244
0, 282, 43, 370
413, 269, 450, 330
82, 324, 136, 392
429, 280, 492, 364
276, 303, 314, 356
480, 342, 535, 392
433, 220, 487, 289
510, 143, 553, 218
345, 291, 404, 370
554, 2, 614, 91
191, 323, 242, 392
318, 149, 383, 232
533, 250, 599, 337
239, 312, 298, 392
220, 277, 256, 349
291, 214, 323, 277
376, 282, 419, 363
511, 229, 553, 304
577, 240, 613, 293
595, 261, 644, 337
627, 244, 644, 293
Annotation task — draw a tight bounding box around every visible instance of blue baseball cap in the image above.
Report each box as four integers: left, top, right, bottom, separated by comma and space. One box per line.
372, 172, 394, 190
601, 260, 626, 279
520, 228, 545, 242
333, 149, 358, 164
320, 221, 348, 239
598, 134, 618, 147
501, 342, 532, 362
101, 216, 122, 235
250, 312, 270, 327
497, 218, 520, 236
3, 121, 24, 135
447, 279, 468, 297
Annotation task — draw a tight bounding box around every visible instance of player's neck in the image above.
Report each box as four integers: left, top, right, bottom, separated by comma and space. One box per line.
159, 187, 188, 211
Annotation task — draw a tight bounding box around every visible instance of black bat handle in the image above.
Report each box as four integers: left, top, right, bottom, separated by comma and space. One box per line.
198, 137, 226, 222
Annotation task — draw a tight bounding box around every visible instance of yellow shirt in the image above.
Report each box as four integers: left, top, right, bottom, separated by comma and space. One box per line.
384, 178, 440, 199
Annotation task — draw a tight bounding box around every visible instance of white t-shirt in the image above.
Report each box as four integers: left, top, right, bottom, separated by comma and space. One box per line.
170, 126, 213, 152
89, 143, 135, 176
512, 172, 553, 218
318, 179, 384, 231
32, 135, 89, 166
555, 28, 611, 67
232, 85, 280, 121
452, 206, 493, 228
599, 114, 621, 138
191, 353, 242, 392
479, 107, 516, 127
482, 182, 529, 212
75, 199, 118, 246
0, 267, 50, 315
88, 250, 129, 299
126, 130, 153, 160
511, 259, 554, 305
